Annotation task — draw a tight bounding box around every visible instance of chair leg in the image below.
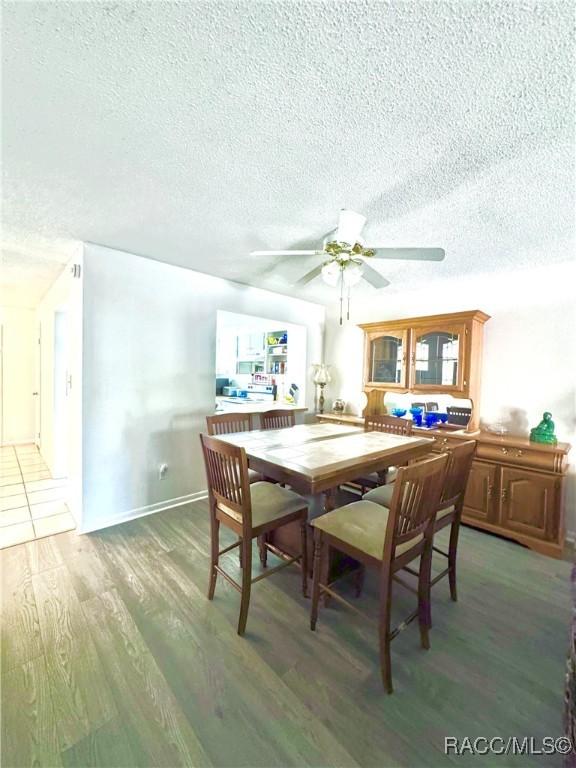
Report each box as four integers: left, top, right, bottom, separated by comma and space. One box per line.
300, 518, 308, 598
310, 530, 323, 630
378, 576, 393, 694
354, 565, 366, 598
377, 469, 388, 485
418, 543, 433, 645
238, 536, 243, 567
237, 537, 253, 636
448, 518, 460, 602
257, 535, 268, 568
208, 516, 220, 600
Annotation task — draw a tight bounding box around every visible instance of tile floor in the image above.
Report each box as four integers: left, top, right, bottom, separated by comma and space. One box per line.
0, 443, 75, 549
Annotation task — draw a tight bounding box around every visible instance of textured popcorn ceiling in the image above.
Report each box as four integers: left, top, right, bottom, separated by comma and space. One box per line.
1, 1, 574, 307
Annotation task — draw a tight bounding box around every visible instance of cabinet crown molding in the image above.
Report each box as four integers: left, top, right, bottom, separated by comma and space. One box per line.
358, 309, 490, 332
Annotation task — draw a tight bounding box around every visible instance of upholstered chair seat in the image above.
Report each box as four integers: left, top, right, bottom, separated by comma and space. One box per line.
220, 481, 308, 530
363, 483, 454, 520
312, 500, 423, 560
363, 483, 395, 506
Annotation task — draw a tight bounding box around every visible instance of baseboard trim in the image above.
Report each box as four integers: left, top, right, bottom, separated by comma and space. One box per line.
0, 439, 38, 447
78, 490, 209, 534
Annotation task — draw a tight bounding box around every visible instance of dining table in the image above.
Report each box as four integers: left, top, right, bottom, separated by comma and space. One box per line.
218, 421, 434, 511
218, 422, 435, 581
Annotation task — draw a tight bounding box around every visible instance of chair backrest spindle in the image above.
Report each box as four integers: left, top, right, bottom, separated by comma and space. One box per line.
438, 440, 476, 510
384, 454, 449, 555
260, 410, 296, 430
206, 413, 253, 435
200, 433, 252, 530
365, 414, 414, 437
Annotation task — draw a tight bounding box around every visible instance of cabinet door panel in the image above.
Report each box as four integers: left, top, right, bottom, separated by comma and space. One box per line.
366, 329, 408, 388
500, 468, 558, 541
410, 323, 466, 391
463, 461, 497, 523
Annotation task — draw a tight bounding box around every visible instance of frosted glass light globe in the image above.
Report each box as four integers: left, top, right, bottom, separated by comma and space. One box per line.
321, 260, 341, 286
342, 261, 363, 287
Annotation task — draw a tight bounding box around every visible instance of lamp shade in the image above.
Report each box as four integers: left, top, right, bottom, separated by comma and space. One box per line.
313, 363, 331, 384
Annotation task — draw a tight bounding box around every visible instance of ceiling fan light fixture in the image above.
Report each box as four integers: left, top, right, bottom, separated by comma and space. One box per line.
342, 261, 363, 287
321, 260, 341, 286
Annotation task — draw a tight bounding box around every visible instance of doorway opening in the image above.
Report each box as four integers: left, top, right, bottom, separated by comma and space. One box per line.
1, 267, 81, 549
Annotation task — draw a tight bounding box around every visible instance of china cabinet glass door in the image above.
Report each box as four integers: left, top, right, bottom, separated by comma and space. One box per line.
411, 325, 465, 390
367, 330, 407, 387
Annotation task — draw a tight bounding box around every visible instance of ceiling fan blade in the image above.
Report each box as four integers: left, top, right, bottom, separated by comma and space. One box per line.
361, 263, 390, 289
294, 264, 324, 286
369, 247, 445, 261
250, 249, 321, 257
336, 209, 366, 245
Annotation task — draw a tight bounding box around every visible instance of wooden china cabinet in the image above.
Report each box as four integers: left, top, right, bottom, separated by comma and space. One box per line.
360, 310, 489, 431
338, 309, 572, 558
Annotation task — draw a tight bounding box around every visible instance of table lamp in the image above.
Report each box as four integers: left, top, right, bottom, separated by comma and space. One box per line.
313, 364, 331, 414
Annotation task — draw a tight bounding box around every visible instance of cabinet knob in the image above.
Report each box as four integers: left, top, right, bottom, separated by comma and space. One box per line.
501, 488, 508, 501
487, 484, 493, 499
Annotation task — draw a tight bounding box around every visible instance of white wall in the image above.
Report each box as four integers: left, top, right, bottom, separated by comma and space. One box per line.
0, 306, 37, 444
80, 243, 325, 533
324, 261, 576, 534
36, 257, 83, 521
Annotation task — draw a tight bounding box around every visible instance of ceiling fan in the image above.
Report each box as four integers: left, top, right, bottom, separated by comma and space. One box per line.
251, 209, 445, 323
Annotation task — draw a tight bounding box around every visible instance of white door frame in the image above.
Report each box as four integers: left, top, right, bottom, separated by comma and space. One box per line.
34, 323, 41, 448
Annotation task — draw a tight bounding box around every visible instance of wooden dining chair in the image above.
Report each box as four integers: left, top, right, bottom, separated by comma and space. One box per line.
363, 440, 476, 606
206, 413, 262, 484
428, 440, 475, 601
348, 414, 414, 493
260, 409, 296, 430
206, 412, 253, 435
366, 414, 414, 437
310, 453, 448, 693
200, 433, 309, 636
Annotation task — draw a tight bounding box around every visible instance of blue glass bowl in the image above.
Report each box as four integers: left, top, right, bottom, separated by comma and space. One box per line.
437, 412, 448, 423
425, 412, 440, 428
391, 408, 407, 418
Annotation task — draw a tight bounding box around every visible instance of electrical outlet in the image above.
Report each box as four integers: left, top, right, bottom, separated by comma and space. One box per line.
159, 463, 168, 479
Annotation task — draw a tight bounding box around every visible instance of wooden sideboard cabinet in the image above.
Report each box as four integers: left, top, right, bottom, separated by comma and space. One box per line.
461, 435, 569, 558
418, 431, 570, 557
316, 413, 570, 558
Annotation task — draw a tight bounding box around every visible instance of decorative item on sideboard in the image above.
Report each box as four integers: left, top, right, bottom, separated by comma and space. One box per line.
312, 364, 331, 414
530, 411, 558, 445
332, 398, 345, 414
409, 406, 423, 427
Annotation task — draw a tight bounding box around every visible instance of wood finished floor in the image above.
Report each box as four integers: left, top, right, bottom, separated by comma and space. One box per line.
1, 499, 572, 768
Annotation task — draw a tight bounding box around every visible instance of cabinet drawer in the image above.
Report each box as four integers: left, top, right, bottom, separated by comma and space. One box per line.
475, 442, 559, 471
428, 435, 463, 453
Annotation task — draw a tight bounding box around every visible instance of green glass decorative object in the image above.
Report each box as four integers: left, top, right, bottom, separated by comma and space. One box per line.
530, 411, 558, 445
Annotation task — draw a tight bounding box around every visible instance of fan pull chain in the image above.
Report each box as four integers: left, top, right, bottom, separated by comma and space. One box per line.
338, 267, 343, 325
